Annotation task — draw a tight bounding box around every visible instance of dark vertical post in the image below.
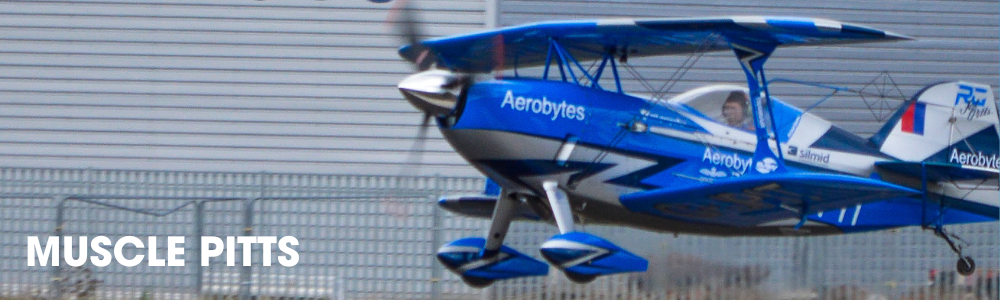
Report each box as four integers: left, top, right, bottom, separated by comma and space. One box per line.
51, 196, 67, 300
193, 200, 204, 296
793, 237, 808, 289
239, 198, 255, 300
430, 175, 443, 300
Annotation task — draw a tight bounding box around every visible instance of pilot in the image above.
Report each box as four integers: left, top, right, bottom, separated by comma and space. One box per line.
721, 91, 755, 131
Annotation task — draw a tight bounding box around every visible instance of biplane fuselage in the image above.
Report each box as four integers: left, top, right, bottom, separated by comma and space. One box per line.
437, 78, 997, 236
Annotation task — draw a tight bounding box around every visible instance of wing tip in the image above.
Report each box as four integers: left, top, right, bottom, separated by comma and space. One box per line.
398, 44, 417, 61
884, 31, 914, 41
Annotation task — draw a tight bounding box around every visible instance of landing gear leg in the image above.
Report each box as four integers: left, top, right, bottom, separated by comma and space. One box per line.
436, 190, 548, 287
456, 190, 521, 287
483, 190, 520, 257
541, 181, 586, 281
934, 227, 975, 276
541, 181, 574, 234
539, 181, 646, 282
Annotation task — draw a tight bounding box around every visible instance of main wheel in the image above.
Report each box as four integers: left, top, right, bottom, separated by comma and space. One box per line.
565, 272, 597, 284
461, 275, 495, 288
957, 256, 976, 276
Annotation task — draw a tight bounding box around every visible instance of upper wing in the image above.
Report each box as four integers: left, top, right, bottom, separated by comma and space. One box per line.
400, 16, 910, 72
619, 173, 918, 227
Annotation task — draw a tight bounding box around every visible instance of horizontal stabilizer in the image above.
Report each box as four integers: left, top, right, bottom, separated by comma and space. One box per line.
876, 161, 999, 181
620, 173, 918, 227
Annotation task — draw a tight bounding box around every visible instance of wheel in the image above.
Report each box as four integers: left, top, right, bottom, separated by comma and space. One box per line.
461, 275, 495, 288
565, 272, 597, 284
957, 256, 976, 276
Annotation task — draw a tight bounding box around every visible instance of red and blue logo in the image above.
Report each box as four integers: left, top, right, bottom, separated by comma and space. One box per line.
900, 102, 926, 135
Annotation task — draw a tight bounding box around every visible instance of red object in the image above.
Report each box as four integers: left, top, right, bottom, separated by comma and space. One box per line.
901, 102, 915, 132
493, 34, 505, 79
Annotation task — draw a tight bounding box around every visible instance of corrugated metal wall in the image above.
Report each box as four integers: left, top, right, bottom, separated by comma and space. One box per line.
499, 0, 999, 136
0, 0, 484, 177
0, 0, 994, 175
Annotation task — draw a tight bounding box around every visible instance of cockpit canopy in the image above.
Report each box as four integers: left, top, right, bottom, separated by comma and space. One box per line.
670, 85, 753, 130
667, 85, 804, 137
668, 85, 749, 119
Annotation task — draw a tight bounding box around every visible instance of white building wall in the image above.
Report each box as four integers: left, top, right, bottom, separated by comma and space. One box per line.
0, 0, 485, 176
0, 0, 995, 176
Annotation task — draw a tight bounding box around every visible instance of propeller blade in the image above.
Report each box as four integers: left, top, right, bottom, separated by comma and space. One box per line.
402, 113, 432, 177
384, 113, 432, 219
389, 0, 436, 71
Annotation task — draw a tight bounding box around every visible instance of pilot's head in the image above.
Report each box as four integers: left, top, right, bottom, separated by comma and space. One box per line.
722, 91, 749, 126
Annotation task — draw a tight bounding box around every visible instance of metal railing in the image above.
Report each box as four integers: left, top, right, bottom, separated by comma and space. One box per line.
1, 168, 486, 300
0, 167, 997, 300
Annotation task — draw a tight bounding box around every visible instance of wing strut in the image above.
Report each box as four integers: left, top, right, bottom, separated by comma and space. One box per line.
727, 38, 787, 175
540, 38, 620, 93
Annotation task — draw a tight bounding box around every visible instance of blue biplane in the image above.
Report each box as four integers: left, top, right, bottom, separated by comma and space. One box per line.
394, 15, 999, 287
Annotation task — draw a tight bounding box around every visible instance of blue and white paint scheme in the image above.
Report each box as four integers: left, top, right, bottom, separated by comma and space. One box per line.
396, 16, 998, 286
540, 232, 648, 282
436, 237, 548, 286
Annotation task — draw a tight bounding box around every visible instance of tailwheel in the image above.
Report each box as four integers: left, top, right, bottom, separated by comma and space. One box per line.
956, 256, 975, 276
461, 275, 495, 288
565, 272, 597, 284
934, 227, 976, 276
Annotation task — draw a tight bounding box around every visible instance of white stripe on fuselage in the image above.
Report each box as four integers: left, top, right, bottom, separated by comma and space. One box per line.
650, 111, 885, 177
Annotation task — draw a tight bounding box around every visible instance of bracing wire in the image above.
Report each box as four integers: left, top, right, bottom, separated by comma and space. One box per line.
573, 35, 721, 185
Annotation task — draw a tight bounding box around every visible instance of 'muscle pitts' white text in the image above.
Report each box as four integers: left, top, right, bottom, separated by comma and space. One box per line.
27, 236, 299, 267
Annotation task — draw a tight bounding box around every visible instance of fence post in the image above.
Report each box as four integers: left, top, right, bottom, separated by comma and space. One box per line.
193, 200, 205, 296
237, 171, 268, 300
430, 175, 444, 300
239, 198, 256, 300
794, 237, 809, 289
336, 272, 346, 300
431, 179, 442, 300
50, 195, 68, 300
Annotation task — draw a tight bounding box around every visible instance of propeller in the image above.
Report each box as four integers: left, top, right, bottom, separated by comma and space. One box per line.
402, 114, 433, 176
390, 0, 436, 181
390, 0, 436, 72
388, 0, 503, 177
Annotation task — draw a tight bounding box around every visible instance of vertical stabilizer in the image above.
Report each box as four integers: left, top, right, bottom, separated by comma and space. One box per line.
872, 81, 998, 166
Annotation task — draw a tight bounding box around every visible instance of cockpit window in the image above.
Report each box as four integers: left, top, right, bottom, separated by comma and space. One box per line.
676, 87, 755, 131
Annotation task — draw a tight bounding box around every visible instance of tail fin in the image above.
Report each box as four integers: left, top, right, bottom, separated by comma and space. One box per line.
871, 81, 998, 167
